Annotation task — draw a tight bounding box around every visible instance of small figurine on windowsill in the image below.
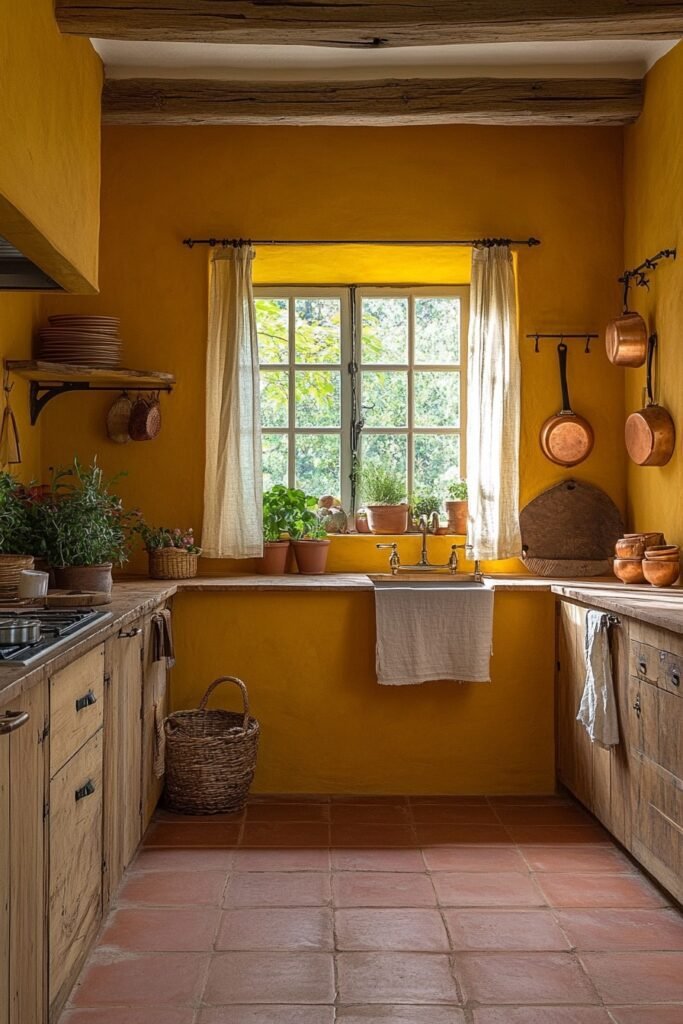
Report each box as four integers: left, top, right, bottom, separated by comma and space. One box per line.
316, 495, 348, 534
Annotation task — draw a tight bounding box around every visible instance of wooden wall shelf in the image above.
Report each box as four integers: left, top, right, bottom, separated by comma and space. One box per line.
4, 360, 175, 424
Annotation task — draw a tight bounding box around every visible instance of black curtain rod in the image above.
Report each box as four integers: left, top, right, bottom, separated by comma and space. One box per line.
182, 236, 541, 249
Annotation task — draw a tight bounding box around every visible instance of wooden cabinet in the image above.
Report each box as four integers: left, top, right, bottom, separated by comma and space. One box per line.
556, 602, 593, 807
49, 646, 104, 778
142, 608, 170, 830
0, 684, 47, 1024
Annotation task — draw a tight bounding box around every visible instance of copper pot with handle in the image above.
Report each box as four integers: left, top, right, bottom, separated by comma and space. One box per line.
625, 334, 675, 466
540, 342, 594, 467
606, 278, 648, 367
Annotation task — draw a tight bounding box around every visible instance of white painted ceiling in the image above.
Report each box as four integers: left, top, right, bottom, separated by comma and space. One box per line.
93, 38, 677, 81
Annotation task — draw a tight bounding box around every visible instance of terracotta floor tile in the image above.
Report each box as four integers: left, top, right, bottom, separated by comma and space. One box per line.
71, 953, 208, 1006
336, 1008, 465, 1023
336, 908, 450, 951
506, 825, 610, 844
61, 1011, 195, 1024
444, 909, 570, 951
143, 822, 241, 848
495, 805, 595, 827
232, 848, 330, 871
458, 951, 598, 1004
129, 847, 235, 872
333, 871, 436, 907
245, 802, 330, 822
97, 907, 220, 951
520, 845, 636, 873
154, 808, 244, 822
330, 803, 411, 824
224, 870, 331, 907
197, 1008, 335, 1024
216, 907, 334, 950
330, 824, 415, 847
330, 795, 410, 804
411, 804, 500, 824
422, 845, 526, 872
337, 952, 461, 1004
558, 908, 683, 951
241, 822, 329, 847
331, 848, 425, 871
472, 1009, 611, 1023
536, 872, 669, 909
608, 1007, 683, 1024
118, 869, 227, 906
249, 793, 330, 803
410, 795, 489, 804
417, 825, 512, 845
432, 871, 544, 907
488, 795, 573, 806
580, 952, 683, 1003
203, 951, 335, 1004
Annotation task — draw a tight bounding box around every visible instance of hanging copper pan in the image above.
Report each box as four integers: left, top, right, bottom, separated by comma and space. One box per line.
540, 342, 594, 467
625, 334, 675, 466
605, 278, 647, 367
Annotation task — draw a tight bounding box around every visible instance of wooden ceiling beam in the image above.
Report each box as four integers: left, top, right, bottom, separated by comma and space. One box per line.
56, 1, 683, 46
101, 76, 643, 126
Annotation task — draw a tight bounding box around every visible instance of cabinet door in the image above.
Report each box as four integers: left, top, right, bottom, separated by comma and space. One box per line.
609, 622, 634, 846
0, 685, 47, 1024
103, 624, 144, 908
142, 610, 170, 830
556, 602, 593, 808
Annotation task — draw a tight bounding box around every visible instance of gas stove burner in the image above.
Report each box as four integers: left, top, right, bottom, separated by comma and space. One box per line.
0, 607, 113, 665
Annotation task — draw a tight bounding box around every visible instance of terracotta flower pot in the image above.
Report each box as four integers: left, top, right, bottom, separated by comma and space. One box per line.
355, 512, 370, 534
446, 500, 468, 534
292, 539, 330, 574
258, 540, 290, 575
53, 563, 113, 594
365, 504, 409, 535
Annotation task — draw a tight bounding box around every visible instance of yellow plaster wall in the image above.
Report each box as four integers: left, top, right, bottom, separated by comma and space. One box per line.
0, 296, 41, 482
0, 0, 102, 291
172, 589, 556, 794
623, 42, 683, 545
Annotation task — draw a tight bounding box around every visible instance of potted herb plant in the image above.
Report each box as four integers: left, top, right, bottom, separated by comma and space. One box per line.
360, 465, 409, 535
33, 458, 137, 593
260, 485, 298, 575
140, 525, 201, 579
283, 488, 330, 574
0, 472, 36, 596
445, 479, 468, 534
410, 492, 442, 530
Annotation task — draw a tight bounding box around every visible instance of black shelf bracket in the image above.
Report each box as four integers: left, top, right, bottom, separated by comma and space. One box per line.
28, 381, 173, 425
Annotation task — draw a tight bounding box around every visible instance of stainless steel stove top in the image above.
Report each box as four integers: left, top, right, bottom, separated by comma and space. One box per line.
0, 608, 113, 666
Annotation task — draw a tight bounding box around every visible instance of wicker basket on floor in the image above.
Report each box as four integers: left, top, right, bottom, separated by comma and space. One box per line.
148, 547, 199, 579
163, 676, 259, 815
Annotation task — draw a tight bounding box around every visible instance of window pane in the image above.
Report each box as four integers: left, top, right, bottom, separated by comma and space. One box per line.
362, 371, 408, 428
414, 297, 460, 364
414, 371, 460, 427
295, 370, 341, 428
294, 298, 341, 363
360, 435, 408, 500
260, 370, 289, 428
295, 434, 340, 498
361, 297, 408, 363
414, 434, 460, 500
255, 297, 289, 364
263, 434, 289, 490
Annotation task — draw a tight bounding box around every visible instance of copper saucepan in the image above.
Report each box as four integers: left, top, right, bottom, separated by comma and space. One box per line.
540, 342, 594, 467
606, 278, 648, 367
625, 334, 675, 466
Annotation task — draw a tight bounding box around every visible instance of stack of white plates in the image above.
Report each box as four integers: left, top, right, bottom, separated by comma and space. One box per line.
38, 315, 122, 368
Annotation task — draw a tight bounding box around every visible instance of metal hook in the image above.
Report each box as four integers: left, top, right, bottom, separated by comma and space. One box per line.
584, 336, 592, 354
534, 334, 540, 353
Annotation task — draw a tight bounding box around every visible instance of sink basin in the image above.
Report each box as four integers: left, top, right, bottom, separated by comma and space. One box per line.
370, 572, 484, 587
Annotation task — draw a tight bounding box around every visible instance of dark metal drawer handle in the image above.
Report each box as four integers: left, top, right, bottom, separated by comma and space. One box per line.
638, 660, 647, 675
632, 695, 641, 717
0, 710, 29, 735
75, 690, 97, 712
672, 669, 681, 688
119, 627, 142, 639
75, 780, 95, 802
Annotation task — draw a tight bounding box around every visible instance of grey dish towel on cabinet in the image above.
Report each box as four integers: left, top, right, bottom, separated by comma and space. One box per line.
577, 610, 619, 748
374, 582, 494, 685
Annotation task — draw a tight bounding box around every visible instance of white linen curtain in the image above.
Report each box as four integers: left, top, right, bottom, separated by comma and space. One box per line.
466, 244, 521, 561
202, 244, 263, 559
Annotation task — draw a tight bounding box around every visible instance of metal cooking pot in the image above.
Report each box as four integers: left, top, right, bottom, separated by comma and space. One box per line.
625, 334, 675, 466
539, 342, 594, 467
0, 618, 42, 645
605, 279, 648, 367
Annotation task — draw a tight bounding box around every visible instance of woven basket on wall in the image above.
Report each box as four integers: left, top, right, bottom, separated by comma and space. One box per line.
148, 548, 199, 580
163, 677, 260, 815
0, 554, 35, 600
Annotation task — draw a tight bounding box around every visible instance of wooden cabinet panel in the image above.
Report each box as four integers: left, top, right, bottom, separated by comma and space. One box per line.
0, 716, 9, 1024
50, 645, 104, 778
49, 728, 103, 1017
142, 611, 169, 829
606, 619, 631, 844
556, 602, 593, 808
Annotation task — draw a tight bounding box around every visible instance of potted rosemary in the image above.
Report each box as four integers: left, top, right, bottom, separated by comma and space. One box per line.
0, 472, 36, 596
445, 479, 468, 534
360, 465, 409, 535
140, 525, 201, 579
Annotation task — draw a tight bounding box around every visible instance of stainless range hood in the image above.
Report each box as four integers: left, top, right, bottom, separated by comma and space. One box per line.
0, 234, 63, 290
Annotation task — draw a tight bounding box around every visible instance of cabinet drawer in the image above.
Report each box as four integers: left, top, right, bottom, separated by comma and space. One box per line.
50, 645, 104, 777
49, 728, 103, 1014
629, 639, 683, 698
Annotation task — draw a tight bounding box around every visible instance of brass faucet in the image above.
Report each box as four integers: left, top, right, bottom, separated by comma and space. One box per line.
376, 530, 483, 581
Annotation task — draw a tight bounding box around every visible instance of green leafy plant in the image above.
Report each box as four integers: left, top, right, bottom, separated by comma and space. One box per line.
0, 473, 36, 555
263, 485, 325, 541
297, 518, 328, 541
410, 493, 442, 519
32, 458, 140, 568
360, 465, 406, 507
446, 479, 468, 501
139, 525, 200, 554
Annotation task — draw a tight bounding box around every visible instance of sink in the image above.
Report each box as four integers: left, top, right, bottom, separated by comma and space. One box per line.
370, 572, 484, 587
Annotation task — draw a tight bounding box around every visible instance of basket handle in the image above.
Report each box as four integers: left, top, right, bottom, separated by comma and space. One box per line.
198, 676, 250, 730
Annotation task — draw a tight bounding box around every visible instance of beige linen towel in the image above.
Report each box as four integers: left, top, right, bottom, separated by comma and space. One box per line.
374, 583, 494, 685
577, 610, 619, 748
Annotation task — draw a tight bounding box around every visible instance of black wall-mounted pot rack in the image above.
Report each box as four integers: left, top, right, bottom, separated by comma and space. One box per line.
527, 333, 598, 354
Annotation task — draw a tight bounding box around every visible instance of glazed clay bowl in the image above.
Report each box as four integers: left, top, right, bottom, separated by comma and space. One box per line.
624, 531, 665, 548
615, 537, 645, 558
642, 559, 680, 588
613, 558, 647, 584
644, 545, 679, 561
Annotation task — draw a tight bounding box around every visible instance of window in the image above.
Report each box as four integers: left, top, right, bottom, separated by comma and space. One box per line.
255, 285, 468, 509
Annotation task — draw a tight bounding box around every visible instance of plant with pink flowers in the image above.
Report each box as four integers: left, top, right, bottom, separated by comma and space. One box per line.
139, 524, 201, 554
